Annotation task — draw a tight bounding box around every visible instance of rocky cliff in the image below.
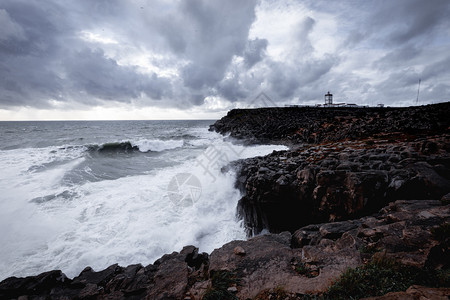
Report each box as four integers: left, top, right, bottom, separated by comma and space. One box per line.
210, 102, 450, 145
235, 134, 450, 235
1, 102, 450, 299
213, 103, 450, 235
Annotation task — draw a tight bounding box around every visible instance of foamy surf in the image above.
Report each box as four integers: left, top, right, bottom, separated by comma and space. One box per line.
0, 120, 287, 280
131, 139, 184, 152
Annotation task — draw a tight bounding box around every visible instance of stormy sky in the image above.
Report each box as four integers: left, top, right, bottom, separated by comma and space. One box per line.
0, 0, 449, 120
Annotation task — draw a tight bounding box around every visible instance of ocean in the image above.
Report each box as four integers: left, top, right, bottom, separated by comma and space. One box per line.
0, 120, 287, 280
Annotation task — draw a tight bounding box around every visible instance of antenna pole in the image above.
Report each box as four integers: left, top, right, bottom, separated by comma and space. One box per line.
416, 79, 421, 105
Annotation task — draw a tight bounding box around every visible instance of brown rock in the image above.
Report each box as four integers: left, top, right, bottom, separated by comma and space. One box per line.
234, 246, 246, 256
209, 232, 361, 299
441, 192, 450, 204
362, 285, 450, 299
145, 252, 190, 300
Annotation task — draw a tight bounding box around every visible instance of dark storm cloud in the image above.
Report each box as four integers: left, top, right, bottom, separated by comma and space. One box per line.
0, 9, 25, 42
373, 0, 450, 45
0, 0, 449, 112
0, 1, 69, 107
217, 74, 247, 101
262, 16, 336, 100
421, 56, 450, 81
0, 0, 260, 109
243, 38, 268, 68
304, 0, 449, 105
373, 45, 422, 70
267, 55, 336, 99
176, 0, 258, 90
65, 48, 171, 103
0, 0, 161, 108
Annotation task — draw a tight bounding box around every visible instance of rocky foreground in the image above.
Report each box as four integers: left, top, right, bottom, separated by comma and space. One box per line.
1, 103, 450, 299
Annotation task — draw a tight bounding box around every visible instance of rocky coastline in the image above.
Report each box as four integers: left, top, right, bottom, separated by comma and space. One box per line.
1, 103, 450, 299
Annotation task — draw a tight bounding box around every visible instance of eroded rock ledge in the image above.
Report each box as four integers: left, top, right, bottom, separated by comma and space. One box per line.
1, 200, 448, 299
211, 103, 450, 236
235, 134, 450, 235
210, 102, 450, 145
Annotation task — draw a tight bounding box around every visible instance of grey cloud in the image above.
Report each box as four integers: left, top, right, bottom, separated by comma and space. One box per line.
217, 75, 247, 101
243, 38, 268, 68
385, 0, 450, 45
294, 16, 315, 54
217, 14, 335, 103
0, 0, 178, 108
0, 1, 72, 107
421, 83, 450, 103
303, 0, 450, 106
344, 30, 365, 48
0, 0, 449, 112
65, 48, 172, 103
378, 71, 419, 92
0, 1, 65, 57
0, 9, 26, 41
176, 0, 258, 89
157, 18, 187, 54
268, 68, 300, 99
188, 93, 207, 106
421, 55, 450, 82
267, 56, 336, 100
181, 63, 223, 90
368, 0, 450, 46
262, 16, 334, 101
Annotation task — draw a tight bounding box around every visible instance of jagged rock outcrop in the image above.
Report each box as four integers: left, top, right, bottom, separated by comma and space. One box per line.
211, 103, 450, 235
1, 200, 447, 299
292, 200, 449, 269
210, 102, 450, 145
0, 246, 209, 300
207, 200, 448, 299
235, 134, 450, 234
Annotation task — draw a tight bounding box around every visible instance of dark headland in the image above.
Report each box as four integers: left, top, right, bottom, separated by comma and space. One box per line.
1, 102, 450, 299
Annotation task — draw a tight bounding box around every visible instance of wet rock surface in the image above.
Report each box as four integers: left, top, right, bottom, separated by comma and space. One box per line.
0, 246, 208, 300
235, 135, 450, 234
1, 200, 447, 299
212, 103, 450, 235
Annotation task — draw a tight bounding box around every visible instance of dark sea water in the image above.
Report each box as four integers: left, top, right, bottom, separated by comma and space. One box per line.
0, 120, 287, 280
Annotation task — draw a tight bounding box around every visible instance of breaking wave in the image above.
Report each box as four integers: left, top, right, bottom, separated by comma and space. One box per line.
80, 139, 185, 153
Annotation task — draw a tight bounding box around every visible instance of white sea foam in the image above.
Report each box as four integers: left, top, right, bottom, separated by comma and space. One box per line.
0, 133, 288, 280
131, 139, 184, 152
0, 146, 86, 279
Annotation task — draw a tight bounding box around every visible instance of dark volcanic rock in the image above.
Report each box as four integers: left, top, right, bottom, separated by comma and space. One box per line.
362, 285, 450, 300
209, 200, 449, 299
210, 102, 450, 145
207, 231, 362, 298
0, 270, 70, 299
0, 201, 448, 299
215, 103, 450, 235
236, 135, 450, 235
0, 247, 209, 300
